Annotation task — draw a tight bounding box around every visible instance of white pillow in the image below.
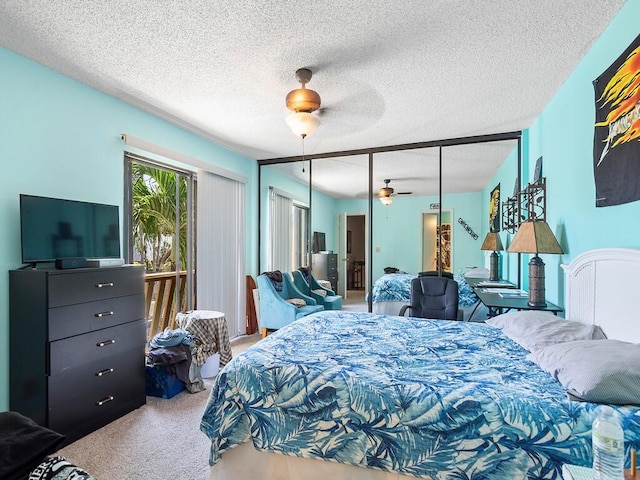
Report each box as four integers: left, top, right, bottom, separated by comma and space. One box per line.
528, 340, 640, 405
312, 289, 327, 297
486, 311, 606, 351
464, 267, 489, 278
486, 310, 556, 329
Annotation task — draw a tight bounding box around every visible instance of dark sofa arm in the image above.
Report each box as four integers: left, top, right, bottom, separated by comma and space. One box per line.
0, 411, 66, 480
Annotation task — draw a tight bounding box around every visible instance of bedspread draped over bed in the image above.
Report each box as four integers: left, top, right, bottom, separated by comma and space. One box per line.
200, 311, 640, 479
370, 273, 479, 306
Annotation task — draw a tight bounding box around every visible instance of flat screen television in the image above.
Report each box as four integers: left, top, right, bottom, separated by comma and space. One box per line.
312, 231, 326, 253
20, 194, 121, 266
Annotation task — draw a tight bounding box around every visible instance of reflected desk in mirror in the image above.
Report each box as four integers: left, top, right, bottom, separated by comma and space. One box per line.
473, 287, 563, 318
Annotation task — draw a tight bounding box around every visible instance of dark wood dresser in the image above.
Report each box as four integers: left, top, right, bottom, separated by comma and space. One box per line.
311, 253, 338, 292
9, 265, 146, 444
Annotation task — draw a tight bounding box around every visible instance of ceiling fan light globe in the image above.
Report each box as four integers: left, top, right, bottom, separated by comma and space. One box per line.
286, 88, 321, 113
286, 112, 320, 138
380, 196, 393, 206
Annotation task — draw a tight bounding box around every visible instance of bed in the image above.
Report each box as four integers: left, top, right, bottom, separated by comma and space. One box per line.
370, 272, 486, 320
201, 248, 640, 479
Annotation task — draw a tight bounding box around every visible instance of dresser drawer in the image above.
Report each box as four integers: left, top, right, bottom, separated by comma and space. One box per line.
49, 293, 145, 341
48, 348, 146, 435
49, 319, 146, 375
48, 267, 143, 307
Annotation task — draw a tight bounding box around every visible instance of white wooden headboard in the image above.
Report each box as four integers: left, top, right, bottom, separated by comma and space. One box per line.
562, 248, 640, 343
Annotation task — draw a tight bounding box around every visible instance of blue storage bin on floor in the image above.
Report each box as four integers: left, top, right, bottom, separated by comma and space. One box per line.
145, 365, 185, 399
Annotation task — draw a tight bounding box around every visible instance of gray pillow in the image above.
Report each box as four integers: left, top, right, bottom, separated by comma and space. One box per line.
486, 311, 606, 351
527, 339, 640, 405
486, 310, 556, 329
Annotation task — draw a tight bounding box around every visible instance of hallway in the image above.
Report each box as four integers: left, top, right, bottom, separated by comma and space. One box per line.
341, 289, 368, 312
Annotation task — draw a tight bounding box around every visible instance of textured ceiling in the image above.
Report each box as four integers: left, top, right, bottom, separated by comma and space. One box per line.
0, 1, 625, 197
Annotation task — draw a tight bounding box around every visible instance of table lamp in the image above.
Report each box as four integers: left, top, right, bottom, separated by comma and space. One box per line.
480, 232, 503, 281
507, 221, 564, 307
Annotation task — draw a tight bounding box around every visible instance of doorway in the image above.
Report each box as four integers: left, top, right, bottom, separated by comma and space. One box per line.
343, 214, 367, 309
124, 155, 197, 334
422, 209, 453, 273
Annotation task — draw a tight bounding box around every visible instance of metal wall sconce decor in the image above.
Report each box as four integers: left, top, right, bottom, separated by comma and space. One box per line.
519, 177, 547, 222
502, 177, 547, 232
502, 195, 519, 233
504, 176, 561, 307
458, 217, 479, 240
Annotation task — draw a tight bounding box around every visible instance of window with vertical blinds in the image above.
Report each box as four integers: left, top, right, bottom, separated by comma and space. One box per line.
268, 188, 293, 272
292, 203, 308, 270
197, 170, 246, 339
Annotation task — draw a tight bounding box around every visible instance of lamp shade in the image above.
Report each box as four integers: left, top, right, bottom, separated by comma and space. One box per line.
285, 112, 320, 138
507, 221, 564, 254
480, 232, 503, 251
380, 195, 393, 206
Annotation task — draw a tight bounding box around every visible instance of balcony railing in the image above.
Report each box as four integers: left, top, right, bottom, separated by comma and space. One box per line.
144, 271, 189, 341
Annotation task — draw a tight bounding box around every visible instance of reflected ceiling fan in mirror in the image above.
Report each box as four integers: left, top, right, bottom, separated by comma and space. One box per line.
285, 68, 321, 138
379, 179, 412, 205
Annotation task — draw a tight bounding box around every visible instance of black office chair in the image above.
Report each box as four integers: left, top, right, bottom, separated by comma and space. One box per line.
399, 276, 460, 320
418, 270, 454, 279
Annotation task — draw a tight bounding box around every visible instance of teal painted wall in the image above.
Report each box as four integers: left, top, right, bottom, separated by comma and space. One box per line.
337, 191, 484, 280
0, 48, 257, 411
311, 190, 337, 252
523, 0, 640, 306
479, 147, 520, 284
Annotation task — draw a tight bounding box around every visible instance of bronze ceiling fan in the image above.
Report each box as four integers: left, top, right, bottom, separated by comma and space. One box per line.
378, 179, 412, 205
285, 68, 321, 138
379, 179, 413, 197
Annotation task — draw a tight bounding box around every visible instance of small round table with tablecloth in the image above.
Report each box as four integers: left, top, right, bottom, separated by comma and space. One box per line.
175, 310, 233, 384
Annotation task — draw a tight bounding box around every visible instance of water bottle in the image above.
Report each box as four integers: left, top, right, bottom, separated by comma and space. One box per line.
592, 405, 624, 480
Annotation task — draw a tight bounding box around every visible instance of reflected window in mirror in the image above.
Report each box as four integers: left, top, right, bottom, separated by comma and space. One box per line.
292, 203, 309, 270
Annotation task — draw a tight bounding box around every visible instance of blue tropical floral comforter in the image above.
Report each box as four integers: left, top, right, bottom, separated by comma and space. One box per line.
371, 273, 478, 307
200, 311, 640, 479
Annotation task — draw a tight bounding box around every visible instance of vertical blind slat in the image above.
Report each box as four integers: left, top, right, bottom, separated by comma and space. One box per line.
197, 171, 246, 338
269, 189, 292, 272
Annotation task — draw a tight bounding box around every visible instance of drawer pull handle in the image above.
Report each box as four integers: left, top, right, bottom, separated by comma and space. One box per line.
95, 282, 114, 288
96, 368, 114, 377
97, 339, 116, 347
96, 396, 114, 406
95, 311, 114, 318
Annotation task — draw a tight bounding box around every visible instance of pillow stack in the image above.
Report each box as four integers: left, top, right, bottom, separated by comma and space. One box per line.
485, 311, 606, 351
528, 339, 640, 405
486, 310, 640, 406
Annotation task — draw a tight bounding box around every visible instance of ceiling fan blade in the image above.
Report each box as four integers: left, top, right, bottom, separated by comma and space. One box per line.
354, 191, 371, 199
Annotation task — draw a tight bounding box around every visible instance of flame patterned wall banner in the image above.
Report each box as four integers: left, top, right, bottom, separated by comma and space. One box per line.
593, 33, 640, 207
489, 183, 501, 232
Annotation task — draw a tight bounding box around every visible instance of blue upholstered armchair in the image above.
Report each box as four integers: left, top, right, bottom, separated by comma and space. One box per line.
292, 268, 343, 310
256, 272, 323, 338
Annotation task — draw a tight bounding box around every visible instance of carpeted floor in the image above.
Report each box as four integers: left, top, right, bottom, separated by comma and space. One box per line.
55, 333, 260, 480
341, 289, 368, 312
